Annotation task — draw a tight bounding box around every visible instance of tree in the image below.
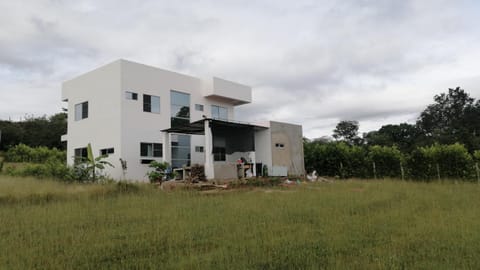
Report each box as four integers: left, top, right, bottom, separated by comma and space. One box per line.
333, 120, 360, 145
363, 123, 424, 153
417, 87, 480, 151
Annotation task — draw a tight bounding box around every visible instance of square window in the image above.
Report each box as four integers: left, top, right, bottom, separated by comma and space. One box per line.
195, 146, 204, 153
143, 94, 160, 113
126, 91, 138, 100
75, 101, 88, 121
100, 148, 114, 156
195, 104, 204, 111
140, 142, 162, 157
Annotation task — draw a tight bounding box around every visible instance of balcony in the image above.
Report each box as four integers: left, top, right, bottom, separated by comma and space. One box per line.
204, 77, 252, 105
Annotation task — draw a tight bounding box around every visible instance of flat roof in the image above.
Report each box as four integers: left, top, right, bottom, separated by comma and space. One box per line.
162, 118, 268, 135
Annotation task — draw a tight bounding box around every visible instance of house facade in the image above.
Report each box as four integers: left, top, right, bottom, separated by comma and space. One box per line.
61, 59, 305, 181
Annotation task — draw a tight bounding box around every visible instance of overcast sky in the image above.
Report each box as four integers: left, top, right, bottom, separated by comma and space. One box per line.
1, 0, 480, 139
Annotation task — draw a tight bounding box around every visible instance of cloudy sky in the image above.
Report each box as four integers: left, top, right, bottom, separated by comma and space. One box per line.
1, 0, 480, 138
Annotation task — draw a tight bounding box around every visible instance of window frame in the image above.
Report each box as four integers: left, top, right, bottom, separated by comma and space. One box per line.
143, 94, 160, 113
125, 91, 138, 100
74, 101, 88, 121
140, 142, 163, 157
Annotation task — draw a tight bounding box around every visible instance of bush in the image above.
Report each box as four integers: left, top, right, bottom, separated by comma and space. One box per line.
4, 144, 65, 163
368, 145, 404, 178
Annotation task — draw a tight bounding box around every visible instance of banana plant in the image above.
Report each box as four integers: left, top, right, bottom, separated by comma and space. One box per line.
86, 143, 113, 181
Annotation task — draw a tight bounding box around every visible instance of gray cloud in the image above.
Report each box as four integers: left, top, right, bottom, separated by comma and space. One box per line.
1, 0, 479, 138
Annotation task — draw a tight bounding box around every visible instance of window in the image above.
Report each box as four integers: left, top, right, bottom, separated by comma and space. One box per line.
213, 147, 226, 161
140, 159, 154, 164
74, 147, 88, 162
195, 146, 204, 153
211, 105, 228, 120
171, 134, 191, 168
125, 91, 138, 100
140, 143, 162, 157
100, 148, 114, 156
75, 101, 88, 121
195, 104, 204, 111
143, 94, 160, 113
275, 143, 285, 148
171, 90, 190, 128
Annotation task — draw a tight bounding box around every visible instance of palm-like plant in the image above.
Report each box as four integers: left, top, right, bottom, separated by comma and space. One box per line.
85, 143, 113, 181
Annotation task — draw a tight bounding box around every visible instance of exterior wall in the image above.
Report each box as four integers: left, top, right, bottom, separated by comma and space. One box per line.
254, 128, 273, 176
269, 121, 305, 177
119, 60, 238, 180
62, 60, 123, 179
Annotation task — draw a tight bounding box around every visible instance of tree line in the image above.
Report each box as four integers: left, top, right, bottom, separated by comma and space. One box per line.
305, 87, 480, 180
0, 113, 67, 151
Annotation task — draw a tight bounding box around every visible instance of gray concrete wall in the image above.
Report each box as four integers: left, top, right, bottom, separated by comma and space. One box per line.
269, 121, 305, 176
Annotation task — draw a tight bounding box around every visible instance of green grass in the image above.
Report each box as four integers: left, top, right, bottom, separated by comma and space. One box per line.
1, 176, 480, 269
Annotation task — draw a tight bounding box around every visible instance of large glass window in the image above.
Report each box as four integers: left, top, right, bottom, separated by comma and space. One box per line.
170, 90, 190, 128
211, 105, 228, 120
171, 134, 191, 168
140, 143, 162, 157
143, 94, 160, 113
75, 101, 88, 121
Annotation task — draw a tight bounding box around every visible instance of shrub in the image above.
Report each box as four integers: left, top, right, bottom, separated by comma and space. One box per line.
368, 145, 404, 178
4, 144, 65, 163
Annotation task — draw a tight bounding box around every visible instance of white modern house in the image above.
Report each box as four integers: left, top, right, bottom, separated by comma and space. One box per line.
61, 59, 305, 181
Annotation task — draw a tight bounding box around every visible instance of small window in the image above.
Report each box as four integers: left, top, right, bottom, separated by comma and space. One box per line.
213, 147, 226, 161
100, 148, 114, 156
74, 147, 88, 163
140, 142, 162, 157
211, 105, 228, 120
275, 143, 285, 148
75, 101, 88, 121
141, 159, 154, 164
126, 91, 138, 100
195, 146, 204, 153
195, 104, 204, 111
143, 94, 160, 113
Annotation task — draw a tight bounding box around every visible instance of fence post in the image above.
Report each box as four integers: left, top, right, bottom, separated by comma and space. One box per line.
400, 162, 405, 181
373, 161, 377, 180
339, 162, 344, 179
436, 163, 441, 181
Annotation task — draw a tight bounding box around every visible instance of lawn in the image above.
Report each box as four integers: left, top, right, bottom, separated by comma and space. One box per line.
1, 176, 480, 269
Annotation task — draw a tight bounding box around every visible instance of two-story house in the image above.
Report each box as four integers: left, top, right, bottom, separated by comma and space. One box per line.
61, 60, 305, 181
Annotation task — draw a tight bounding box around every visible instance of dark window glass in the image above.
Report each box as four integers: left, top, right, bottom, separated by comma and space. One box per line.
74, 147, 88, 163
171, 134, 191, 168
213, 147, 226, 161
75, 101, 88, 121
126, 91, 138, 100
141, 159, 154, 164
143, 94, 151, 112
141, 143, 162, 157
170, 90, 190, 128
195, 146, 204, 152
100, 148, 114, 156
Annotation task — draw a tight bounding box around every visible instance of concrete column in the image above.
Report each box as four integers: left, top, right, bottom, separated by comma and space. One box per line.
204, 120, 215, 179
162, 132, 171, 165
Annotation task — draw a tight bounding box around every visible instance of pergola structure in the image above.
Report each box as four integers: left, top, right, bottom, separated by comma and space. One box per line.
161, 118, 267, 179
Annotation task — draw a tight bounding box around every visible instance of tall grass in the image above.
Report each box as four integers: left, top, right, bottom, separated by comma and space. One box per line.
1, 176, 480, 269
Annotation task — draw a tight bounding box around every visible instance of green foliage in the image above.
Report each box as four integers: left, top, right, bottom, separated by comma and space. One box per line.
333, 120, 360, 145
0, 113, 67, 151
4, 159, 72, 180
368, 145, 404, 178
146, 161, 170, 183
4, 144, 65, 163
407, 143, 474, 180
72, 143, 114, 182
2, 178, 480, 268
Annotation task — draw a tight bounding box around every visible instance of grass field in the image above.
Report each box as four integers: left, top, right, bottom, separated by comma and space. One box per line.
1, 176, 480, 269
